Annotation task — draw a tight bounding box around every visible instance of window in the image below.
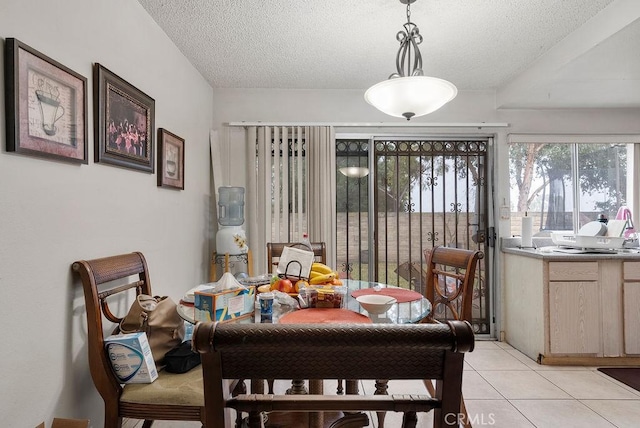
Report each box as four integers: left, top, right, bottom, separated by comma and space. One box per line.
509, 135, 637, 235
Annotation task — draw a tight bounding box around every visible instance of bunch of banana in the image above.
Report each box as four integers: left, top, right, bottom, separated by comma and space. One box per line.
309, 262, 342, 285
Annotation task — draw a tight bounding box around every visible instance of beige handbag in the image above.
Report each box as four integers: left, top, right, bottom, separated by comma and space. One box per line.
119, 294, 185, 365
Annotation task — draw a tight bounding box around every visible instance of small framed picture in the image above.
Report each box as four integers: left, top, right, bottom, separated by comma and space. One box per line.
4, 38, 88, 163
93, 63, 154, 172
157, 128, 185, 190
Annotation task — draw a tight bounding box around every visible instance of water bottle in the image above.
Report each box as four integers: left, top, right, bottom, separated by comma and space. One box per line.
218, 186, 245, 226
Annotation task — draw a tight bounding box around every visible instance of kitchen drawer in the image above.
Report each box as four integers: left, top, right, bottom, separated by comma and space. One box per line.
548, 262, 598, 281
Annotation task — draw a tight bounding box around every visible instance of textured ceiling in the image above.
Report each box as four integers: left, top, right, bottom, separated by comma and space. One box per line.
137, 0, 640, 108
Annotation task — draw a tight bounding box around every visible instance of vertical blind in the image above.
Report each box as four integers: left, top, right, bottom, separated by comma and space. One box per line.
247, 126, 336, 272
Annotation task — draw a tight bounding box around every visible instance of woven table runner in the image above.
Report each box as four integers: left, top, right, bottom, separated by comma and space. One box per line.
351, 287, 423, 303
279, 308, 372, 324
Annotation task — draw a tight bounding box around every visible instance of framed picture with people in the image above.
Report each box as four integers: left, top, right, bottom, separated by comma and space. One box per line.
93, 63, 155, 172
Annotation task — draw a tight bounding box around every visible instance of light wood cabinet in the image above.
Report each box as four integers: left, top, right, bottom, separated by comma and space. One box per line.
503, 253, 640, 365
548, 281, 600, 353
548, 262, 600, 354
623, 262, 640, 355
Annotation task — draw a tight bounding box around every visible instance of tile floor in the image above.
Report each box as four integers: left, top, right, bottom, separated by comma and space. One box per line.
148, 340, 640, 428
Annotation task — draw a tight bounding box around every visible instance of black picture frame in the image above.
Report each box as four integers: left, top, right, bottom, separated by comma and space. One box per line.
4, 38, 88, 164
157, 128, 185, 190
93, 63, 154, 172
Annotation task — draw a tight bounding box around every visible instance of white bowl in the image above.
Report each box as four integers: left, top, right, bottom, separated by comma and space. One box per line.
356, 294, 397, 314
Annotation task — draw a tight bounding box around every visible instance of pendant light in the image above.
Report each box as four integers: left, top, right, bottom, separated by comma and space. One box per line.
364, 0, 457, 120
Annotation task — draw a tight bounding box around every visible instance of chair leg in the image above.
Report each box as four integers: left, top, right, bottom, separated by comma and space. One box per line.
401, 411, 418, 428
423, 378, 436, 397
103, 405, 122, 428
374, 379, 389, 428
460, 395, 472, 428
425, 378, 472, 428
328, 412, 369, 428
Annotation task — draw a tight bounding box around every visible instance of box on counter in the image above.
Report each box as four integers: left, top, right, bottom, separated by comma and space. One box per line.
194, 285, 256, 322
104, 332, 158, 384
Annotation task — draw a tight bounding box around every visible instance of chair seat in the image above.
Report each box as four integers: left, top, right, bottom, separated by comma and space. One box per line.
121, 366, 203, 407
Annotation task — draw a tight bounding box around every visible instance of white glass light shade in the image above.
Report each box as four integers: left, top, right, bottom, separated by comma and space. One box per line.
364, 75, 458, 120
339, 167, 369, 178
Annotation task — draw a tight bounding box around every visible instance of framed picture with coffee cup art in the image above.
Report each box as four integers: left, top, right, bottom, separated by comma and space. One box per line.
4, 38, 88, 164
157, 128, 184, 190
93, 63, 155, 172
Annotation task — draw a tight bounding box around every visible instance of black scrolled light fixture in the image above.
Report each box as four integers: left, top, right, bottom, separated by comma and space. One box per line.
364, 0, 457, 120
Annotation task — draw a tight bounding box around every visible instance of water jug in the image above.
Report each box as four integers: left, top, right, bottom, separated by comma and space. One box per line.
218, 187, 245, 226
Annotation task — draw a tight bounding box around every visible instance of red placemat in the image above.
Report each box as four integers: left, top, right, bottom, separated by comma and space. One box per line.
351, 288, 422, 303
279, 308, 372, 324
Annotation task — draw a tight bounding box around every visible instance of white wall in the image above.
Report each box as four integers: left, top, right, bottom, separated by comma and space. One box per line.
0, 1, 213, 426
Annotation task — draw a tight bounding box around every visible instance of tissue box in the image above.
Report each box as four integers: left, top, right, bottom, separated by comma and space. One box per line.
195, 286, 256, 322
104, 332, 158, 383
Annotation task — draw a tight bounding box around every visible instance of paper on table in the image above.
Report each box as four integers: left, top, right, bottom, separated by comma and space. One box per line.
521, 216, 533, 247
276, 246, 314, 279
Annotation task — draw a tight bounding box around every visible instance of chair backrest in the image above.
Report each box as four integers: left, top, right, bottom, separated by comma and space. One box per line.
71, 252, 151, 403
266, 242, 326, 273
193, 320, 474, 428
423, 246, 483, 323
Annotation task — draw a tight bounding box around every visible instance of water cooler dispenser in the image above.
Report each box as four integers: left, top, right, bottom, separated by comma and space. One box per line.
212, 187, 249, 280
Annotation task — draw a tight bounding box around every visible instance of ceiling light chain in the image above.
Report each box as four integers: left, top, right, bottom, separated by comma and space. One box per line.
364, 0, 457, 121
393, 1, 423, 79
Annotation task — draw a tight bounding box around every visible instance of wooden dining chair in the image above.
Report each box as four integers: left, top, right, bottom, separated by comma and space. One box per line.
266, 241, 326, 273
72, 252, 205, 428
422, 245, 483, 324
193, 320, 475, 428
421, 245, 483, 428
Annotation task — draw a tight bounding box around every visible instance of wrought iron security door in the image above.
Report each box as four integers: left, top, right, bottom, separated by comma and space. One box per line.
336, 137, 490, 334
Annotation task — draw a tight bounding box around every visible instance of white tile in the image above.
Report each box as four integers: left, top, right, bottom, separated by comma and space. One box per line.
538, 370, 640, 400
464, 349, 532, 371
464, 399, 535, 428
495, 341, 516, 351
510, 399, 616, 428
581, 399, 640, 428
474, 340, 504, 351
505, 349, 542, 369
461, 371, 503, 399
478, 370, 572, 399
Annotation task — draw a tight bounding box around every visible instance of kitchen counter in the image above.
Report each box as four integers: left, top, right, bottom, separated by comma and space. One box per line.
501, 236, 640, 260
502, 237, 640, 365
502, 246, 640, 260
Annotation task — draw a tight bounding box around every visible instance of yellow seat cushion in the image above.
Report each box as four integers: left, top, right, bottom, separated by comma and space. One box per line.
121, 366, 203, 407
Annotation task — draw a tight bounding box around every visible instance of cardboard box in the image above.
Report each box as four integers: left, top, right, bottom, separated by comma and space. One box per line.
104, 332, 158, 383
194, 285, 256, 322
36, 418, 89, 428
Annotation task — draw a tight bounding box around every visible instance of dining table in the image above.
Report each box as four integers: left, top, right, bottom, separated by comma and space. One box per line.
177, 278, 432, 428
